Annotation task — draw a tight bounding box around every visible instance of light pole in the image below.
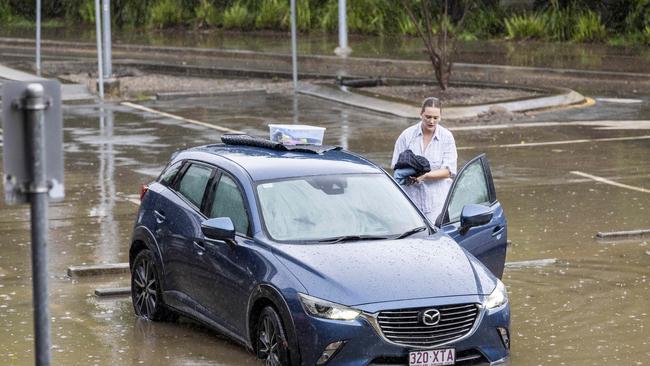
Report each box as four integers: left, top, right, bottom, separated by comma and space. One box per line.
334, 0, 351, 57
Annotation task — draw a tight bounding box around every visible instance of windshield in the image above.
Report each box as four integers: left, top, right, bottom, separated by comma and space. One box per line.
256, 173, 428, 242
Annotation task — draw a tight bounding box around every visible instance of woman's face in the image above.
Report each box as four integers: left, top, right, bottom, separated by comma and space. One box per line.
421, 106, 441, 133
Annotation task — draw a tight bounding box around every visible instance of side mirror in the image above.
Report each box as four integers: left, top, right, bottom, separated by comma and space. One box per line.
460, 204, 493, 232
201, 217, 236, 245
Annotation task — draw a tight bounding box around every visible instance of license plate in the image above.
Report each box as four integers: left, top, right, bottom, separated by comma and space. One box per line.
408, 348, 455, 366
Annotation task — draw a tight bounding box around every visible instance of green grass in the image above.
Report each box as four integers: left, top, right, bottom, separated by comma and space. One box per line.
149, 0, 186, 29
223, 1, 253, 30
255, 0, 289, 30
572, 10, 607, 43
505, 13, 546, 40
194, 0, 221, 28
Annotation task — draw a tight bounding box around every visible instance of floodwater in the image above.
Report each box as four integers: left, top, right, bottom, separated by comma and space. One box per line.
1, 25, 649, 74
0, 92, 649, 365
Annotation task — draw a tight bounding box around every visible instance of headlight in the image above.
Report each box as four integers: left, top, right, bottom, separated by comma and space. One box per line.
485, 280, 508, 309
299, 293, 361, 320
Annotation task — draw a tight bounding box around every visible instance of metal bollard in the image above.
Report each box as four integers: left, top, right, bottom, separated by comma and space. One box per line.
23, 83, 52, 366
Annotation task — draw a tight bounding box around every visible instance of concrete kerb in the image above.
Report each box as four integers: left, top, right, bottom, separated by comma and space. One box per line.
297, 82, 586, 120
0, 63, 96, 103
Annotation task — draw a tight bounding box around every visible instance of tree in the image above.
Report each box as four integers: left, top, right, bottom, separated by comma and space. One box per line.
400, 0, 472, 90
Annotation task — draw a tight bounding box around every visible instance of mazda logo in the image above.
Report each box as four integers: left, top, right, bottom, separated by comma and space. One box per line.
421, 309, 441, 326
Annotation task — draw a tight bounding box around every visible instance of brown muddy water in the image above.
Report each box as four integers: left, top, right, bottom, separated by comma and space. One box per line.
1, 25, 649, 74
0, 93, 649, 365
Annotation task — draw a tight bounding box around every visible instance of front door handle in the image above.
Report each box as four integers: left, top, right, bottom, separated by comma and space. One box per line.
154, 210, 166, 223
193, 240, 205, 256
492, 225, 505, 237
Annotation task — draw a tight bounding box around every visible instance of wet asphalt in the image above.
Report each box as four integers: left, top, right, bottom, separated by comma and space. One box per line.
0, 91, 649, 365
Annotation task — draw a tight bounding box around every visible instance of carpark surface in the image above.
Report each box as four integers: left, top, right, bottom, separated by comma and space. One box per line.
0, 93, 649, 365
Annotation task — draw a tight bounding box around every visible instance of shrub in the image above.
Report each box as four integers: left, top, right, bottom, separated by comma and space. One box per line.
148, 0, 186, 28
194, 0, 221, 28
572, 10, 606, 43
465, 4, 506, 39
296, 0, 312, 32
397, 11, 417, 36
78, 0, 95, 24
625, 0, 650, 33
505, 13, 546, 40
541, 5, 575, 41
255, 0, 288, 30
318, 0, 337, 32
0, 0, 14, 23
223, 1, 253, 30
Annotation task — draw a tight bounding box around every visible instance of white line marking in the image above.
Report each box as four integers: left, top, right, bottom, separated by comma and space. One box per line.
458, 135, 650, 150
570, 171, 650, 194
505, 258, 557, 269
121, 102, 243, 134
595, 98, 643, 104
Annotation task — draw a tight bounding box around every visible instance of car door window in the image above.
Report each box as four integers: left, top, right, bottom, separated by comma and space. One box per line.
446, 159, 490, 223
177, 164, 213, 208
159, 160, 183, 186
210, 174, 249, 235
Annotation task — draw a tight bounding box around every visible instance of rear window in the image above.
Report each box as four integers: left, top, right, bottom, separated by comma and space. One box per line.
177, 164, 213, 208
159, 160, 183, 186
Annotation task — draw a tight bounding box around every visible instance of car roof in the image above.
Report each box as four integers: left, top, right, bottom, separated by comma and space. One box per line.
183, 143, 383, 181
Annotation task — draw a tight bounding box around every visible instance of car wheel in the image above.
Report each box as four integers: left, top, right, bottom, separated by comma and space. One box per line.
131, 249, 177, 322
256, 306, 290, 366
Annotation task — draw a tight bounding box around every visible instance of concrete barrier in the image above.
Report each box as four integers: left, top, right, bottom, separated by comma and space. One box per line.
95, 287, 131, 297
67, 263, 129, 277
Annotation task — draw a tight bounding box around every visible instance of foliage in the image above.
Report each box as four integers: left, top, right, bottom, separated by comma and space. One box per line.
505, 13, 546, 40
149, 0, 187, 29
540, 4, 575, 41
78, 0, 95, 24
194, 0, 221, 28
464, 3, 505, 39
0, 0, 14, 23
572, 10, 606, 43
318, 0, 338, 32
223, 1, 253, 30
255, 0, 289, 30
625, 0, 650, 33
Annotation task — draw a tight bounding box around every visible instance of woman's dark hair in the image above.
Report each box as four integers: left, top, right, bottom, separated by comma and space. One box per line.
421, 97, 441, 113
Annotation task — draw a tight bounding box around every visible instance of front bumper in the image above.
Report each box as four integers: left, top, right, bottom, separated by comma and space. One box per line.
292, 296, 510, 366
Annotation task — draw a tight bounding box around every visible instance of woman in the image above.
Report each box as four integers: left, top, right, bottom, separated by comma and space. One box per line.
391, 97, 458, 224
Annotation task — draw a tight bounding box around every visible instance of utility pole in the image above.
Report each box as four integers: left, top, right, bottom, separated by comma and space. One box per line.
335, 0, 351, 57
94, 0, 104, 99
36, 0, 41, 75
290, 0, 298, 90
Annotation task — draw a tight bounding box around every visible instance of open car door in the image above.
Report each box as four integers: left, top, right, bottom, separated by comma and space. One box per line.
436, 154, 507, 278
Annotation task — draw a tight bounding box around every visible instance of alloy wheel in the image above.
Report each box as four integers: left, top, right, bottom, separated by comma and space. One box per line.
133, 255, 158, 318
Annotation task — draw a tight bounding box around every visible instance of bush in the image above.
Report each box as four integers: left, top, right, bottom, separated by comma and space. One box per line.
572, 10, 606, 43
78, 0, 95, 24
255, 0, 288, 30
318, 0, 337, 32
505, 13, 546, 40
625, 0, 650, 33
194, 0, 221, 28
0, 0, 14, 23
149, 0, 186, 28
541, 5, 575, 41
465, 4, 505, 39
223, 1, 253, 30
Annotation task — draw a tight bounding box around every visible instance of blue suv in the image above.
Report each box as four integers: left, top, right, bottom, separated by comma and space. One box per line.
129, 135, 510, 366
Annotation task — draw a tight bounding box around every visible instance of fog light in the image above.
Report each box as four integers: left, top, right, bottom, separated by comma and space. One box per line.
497, 327, 510, 350
316, 341, 345, 365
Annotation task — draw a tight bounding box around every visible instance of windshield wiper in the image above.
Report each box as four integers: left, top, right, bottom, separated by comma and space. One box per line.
394, 226, 428, 239
315, 235, 390, 244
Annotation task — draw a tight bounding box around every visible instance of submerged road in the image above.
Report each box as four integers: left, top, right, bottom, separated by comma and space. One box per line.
0, 91, 649, 365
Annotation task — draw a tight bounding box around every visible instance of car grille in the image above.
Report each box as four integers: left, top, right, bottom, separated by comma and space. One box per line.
376, 303, 480, 347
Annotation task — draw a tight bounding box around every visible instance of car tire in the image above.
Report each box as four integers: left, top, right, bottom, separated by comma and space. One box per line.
255, 306, 291, 366
131, 249, 178, 322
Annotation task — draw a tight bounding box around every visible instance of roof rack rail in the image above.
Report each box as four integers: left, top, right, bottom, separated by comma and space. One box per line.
221, 134, 341, 155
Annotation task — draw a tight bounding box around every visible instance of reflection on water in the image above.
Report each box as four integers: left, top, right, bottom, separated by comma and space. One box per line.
1, 25, 650, 73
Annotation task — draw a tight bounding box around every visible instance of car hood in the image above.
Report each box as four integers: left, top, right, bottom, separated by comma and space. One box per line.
272, 233, 497, 307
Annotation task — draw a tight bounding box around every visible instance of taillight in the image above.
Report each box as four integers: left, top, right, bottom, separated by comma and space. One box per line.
140, 184, 149, 201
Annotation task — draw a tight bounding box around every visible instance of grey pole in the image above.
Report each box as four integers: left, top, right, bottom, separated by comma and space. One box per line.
290, 0, 298, 90
94, 0, 104, 99
335, 0, 350, 57
36, 0, 41, 76
101, 0, 112, 77
24, 83, 51, 366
